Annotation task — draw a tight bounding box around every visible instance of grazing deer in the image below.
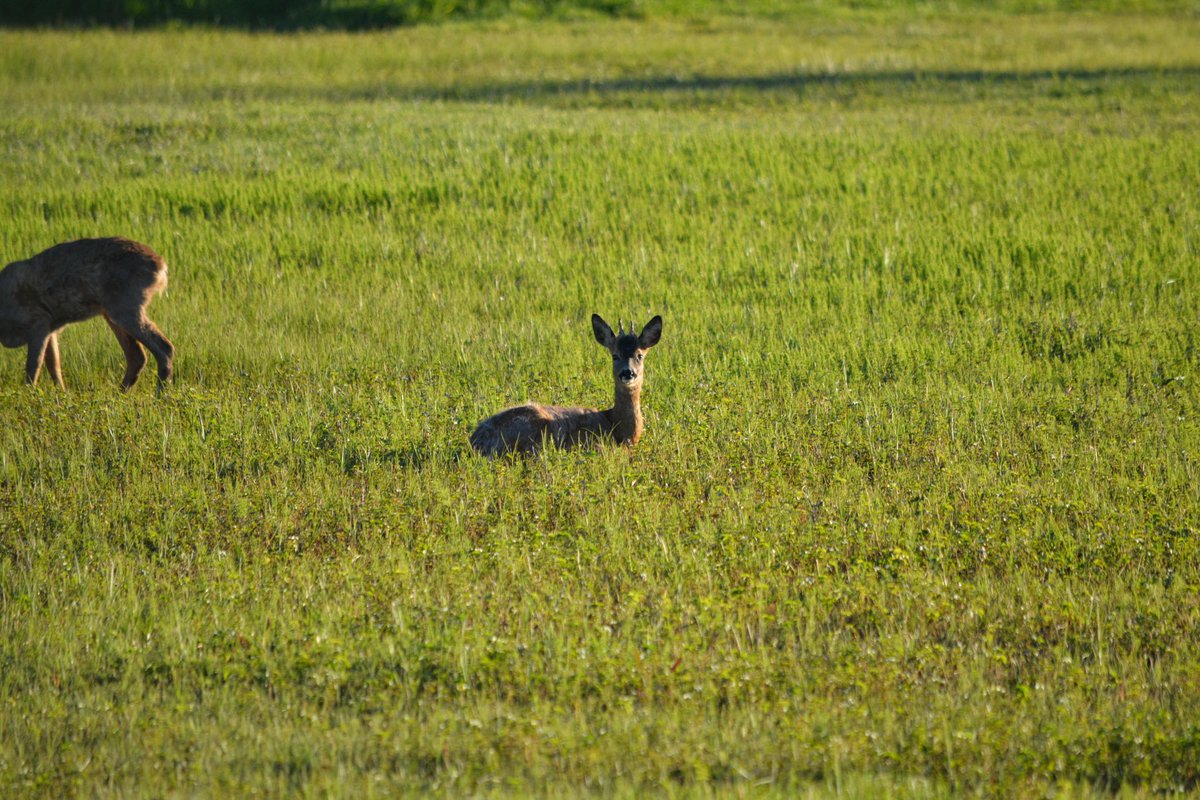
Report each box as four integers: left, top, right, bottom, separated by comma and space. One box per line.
0, 237, 174, 390
470, 314, 663, 457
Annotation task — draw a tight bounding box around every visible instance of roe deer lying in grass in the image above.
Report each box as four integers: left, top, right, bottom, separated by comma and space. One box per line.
470, 314, 663, 457
0, 237, 174, 390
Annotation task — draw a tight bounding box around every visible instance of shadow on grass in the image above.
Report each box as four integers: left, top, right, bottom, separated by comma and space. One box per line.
344, 444, 474, 472
373, 446, 433, 470
284, 65, 1200, 105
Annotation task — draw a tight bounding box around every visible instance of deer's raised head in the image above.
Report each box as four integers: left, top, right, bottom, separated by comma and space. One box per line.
592, 314, 662, 390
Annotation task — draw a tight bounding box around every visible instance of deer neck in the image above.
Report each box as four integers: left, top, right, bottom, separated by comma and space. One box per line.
0, 265, 25, 337
606, 383, 643, 444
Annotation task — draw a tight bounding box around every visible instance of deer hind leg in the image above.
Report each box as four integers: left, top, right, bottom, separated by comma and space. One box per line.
105, 316, 147, 390
108, 310, 174, 390
24, 333, 50, 386
42, 333, 65, 389
469, 422, 501, 457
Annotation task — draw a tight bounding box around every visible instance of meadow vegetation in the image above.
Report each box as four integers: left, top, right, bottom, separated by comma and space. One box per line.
0, 7, 1198, 796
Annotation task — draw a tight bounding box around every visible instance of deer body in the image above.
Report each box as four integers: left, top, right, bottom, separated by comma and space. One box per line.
0, 237, 174, 390
470, 314, 662, 457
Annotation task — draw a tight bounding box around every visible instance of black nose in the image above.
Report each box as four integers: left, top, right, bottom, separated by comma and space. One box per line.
619, 369, 636, 381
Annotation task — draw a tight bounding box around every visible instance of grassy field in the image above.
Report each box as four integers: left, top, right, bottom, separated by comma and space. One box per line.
1, 8, 1199, 797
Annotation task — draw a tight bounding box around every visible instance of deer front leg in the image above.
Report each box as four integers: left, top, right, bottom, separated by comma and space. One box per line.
42, 333, 65, 389
24, 332, 50, 386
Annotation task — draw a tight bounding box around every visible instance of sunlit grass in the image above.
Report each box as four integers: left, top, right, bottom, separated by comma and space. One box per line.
1, 10, 1198, 797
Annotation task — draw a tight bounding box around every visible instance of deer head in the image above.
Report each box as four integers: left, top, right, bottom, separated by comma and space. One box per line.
592, 314, 662, 391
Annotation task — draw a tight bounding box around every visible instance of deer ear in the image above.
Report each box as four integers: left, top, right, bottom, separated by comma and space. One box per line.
638, 315, 663, 349
592, 314, 616, 348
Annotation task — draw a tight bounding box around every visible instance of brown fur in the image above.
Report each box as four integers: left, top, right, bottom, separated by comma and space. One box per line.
0, 237, 174, 390
470, 314, 662, 457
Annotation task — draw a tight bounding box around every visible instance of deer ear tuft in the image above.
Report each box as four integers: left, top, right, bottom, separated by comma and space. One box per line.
592, 314, 616, 348
638, 315, 663, 349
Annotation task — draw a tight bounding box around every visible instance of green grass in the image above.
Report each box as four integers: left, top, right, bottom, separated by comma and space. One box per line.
1, 9, 1199, 797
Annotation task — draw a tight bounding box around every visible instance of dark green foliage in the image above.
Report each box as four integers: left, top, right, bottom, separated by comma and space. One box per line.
0, 0, 639, 28
2, 0, 1196, 29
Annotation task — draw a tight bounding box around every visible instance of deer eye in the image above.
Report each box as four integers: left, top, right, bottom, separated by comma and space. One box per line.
636, 353, 643, 362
